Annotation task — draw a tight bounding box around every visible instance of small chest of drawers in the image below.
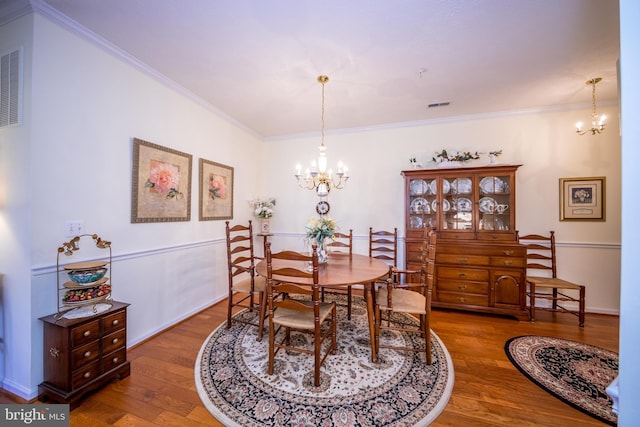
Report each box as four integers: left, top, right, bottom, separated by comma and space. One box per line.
39, 301, 130, 409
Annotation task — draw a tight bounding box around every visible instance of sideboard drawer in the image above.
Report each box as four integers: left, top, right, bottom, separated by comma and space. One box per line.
72, 360, 100, 390
102, 348, 126, 372
71, 341, 100, 370
437, 280, 489, 295
71, 320, 100, 347
437, 254, 489, 266
102, 309, 126, 335
490, 256, 525, 268
437, 267, 489, 282
438, 291, 489, 307
102, 329, 126, 355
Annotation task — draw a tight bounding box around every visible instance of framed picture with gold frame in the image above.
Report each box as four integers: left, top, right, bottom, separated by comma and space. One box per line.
559, 176, 605, 221
199, 158, 234, 221
131, 138, 192, 223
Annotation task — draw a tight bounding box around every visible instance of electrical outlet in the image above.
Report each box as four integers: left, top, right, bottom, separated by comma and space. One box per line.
64, 220, 84, 237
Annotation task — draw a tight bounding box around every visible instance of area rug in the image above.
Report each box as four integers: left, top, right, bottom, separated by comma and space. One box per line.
195, 297, 454, 426
505, 335, 618, 426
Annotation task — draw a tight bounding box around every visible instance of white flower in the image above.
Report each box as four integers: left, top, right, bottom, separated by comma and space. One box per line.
249, 197, 277, 218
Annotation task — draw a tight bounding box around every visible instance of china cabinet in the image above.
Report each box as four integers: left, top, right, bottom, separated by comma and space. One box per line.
402, 164, 528, 320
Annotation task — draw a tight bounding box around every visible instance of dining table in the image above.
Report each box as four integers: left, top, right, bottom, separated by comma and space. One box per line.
255, 252, 390, 362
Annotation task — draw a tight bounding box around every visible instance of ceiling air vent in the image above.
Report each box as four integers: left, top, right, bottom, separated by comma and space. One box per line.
1, 48, 22, 128
427, 102, 450, 109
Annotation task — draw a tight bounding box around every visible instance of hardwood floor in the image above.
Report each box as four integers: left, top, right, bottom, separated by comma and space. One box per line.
3, 301, 618, 426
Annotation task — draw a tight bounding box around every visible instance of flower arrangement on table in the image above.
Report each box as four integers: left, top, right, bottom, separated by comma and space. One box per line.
432, 149, 480, 164
305, 216, 336, 243
305, 216, 336, 263
249, 197, 276, 218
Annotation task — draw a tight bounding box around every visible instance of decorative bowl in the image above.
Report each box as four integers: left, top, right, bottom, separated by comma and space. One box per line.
68, 267, 107, 284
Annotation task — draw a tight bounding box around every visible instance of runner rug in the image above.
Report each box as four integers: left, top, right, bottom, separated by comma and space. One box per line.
505, 335, 618, 426
195, 297, 454, 426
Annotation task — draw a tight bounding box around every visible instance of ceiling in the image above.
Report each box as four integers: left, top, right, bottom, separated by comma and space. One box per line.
2, 0, 620, 139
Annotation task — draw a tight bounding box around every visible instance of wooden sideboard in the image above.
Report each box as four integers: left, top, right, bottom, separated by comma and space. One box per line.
402, 164, 528, 320
39, 301, 130, 409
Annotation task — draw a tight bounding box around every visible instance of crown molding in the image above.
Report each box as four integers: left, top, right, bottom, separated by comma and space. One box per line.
25, 0, 261, 139
0, 0, 32, 26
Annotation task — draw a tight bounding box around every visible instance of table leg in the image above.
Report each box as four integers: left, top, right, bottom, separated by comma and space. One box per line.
364, 282, 377, 363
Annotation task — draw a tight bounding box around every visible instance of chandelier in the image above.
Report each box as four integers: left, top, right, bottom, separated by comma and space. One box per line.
294, 75, 349, 197
576, 77, 606, 135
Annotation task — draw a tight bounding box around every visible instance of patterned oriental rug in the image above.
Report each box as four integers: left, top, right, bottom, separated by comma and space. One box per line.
195, 297, 454, 426
505, 335, 618, 426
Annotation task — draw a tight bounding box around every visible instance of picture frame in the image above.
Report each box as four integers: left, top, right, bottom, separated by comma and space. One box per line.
559, 176, 606, 221
131, 138, 192, 223
199, 158, 234, 221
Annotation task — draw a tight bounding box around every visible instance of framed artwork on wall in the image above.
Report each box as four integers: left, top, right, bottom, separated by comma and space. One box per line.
199, 158, 234, 221
559, 176, 606, 221
131, 138, 192, 223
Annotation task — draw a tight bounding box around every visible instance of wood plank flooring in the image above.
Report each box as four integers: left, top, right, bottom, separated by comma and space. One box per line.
3, 301, 618, 426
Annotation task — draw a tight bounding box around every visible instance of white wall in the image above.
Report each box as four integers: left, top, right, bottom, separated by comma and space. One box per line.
618, 0, 640, 424
0, 8, 624, 403
0, 12, 34, 399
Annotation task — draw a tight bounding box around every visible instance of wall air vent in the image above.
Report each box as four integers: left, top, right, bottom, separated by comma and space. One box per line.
0, 48, 22, 128
427, 102, 450, 109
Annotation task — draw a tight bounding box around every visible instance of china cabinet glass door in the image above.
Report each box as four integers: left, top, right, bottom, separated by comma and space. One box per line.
477, 172, 512, 232
442, 174, 474, 232
408, 178, 436, 231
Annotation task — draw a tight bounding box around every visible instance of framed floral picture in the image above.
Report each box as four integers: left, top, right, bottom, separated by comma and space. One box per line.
559, 176, 606, 221
199, 158, 234, 221
131, 138, 192, 223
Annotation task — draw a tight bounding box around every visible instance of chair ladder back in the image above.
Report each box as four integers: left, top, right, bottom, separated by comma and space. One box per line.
327, 229, 353, 256
369, 227, 398, 266
225, 220, 266, 338
520, 231, 557, 278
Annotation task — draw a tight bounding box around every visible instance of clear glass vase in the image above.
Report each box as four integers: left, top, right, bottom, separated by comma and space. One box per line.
309, 238, 328, 264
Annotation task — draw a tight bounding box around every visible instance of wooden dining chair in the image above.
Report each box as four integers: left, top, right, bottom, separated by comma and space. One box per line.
369, 227, 398, 284
225, 220, 268, 341
322, 229, 354, 319
519, 231, 586, 327
265, 242, 337, 387
374, 228, 436, 364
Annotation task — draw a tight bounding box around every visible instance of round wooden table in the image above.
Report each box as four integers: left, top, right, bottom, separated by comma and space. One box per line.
256, 252, 390, 362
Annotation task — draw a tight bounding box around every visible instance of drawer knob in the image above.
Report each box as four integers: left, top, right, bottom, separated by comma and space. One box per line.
83, 351, 91, 358
112, 319, 119, 326
49, 347, 60, 358
83, 372, 91, 379
458, 285, 467, 290
113, 356, 119, 363
83, 330, 91, 337
112, 338, 119, 344
503, 260, 513, 266
457, 297, 466, 303
503, 250, 514, 255
458, 273, 467, 278
458, 258, 469, 264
